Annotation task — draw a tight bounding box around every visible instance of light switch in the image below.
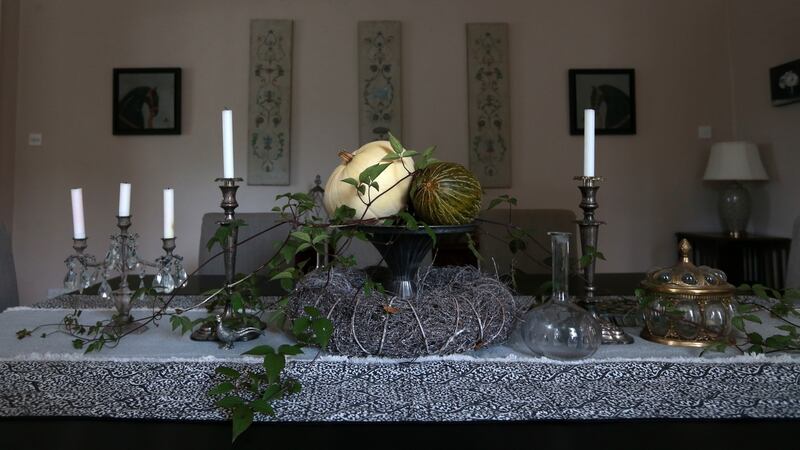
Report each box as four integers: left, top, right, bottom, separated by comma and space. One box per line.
28, 133, 43, 146
698, 126, 712, 139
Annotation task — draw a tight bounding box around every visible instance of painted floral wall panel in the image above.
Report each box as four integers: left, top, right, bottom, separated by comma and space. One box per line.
358, 21, 402, 144
248, 19, 293, 185
467, 23, 511, 188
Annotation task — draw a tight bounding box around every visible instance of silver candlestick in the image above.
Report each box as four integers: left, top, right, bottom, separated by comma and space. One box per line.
191, 177, 265, 343
64, 216, 187, 334
574, 176, 633, 345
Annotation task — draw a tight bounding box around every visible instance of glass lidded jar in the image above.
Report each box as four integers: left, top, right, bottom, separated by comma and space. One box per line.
521, 232, 601, 360
640, 239, 736, 347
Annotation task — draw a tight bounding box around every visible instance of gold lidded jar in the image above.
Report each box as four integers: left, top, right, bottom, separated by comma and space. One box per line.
640, 239, 736, 347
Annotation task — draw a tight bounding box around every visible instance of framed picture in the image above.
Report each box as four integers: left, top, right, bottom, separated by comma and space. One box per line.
113, 68, 181, 135
569, 69, 636, 135
770, 59, 800, 106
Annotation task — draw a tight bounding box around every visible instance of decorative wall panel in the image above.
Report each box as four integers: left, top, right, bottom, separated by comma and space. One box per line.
358, 21, 402, 144
248, 19, 293, 185
467, 23, 511, 188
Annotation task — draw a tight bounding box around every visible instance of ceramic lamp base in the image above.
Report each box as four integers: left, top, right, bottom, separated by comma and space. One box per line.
719, 181, 750, 238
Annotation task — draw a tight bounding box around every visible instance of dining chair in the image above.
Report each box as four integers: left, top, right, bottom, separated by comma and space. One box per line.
197, 212, 292, 276
0, 225, 19, 311
785, 215, 800, 289
477, 208, 578, 275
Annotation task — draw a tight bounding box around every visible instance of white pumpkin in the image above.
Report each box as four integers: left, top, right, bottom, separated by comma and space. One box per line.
323, 140, 415, 220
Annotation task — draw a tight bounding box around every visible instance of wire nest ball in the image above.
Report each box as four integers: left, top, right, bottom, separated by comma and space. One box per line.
287, 266, 520, 357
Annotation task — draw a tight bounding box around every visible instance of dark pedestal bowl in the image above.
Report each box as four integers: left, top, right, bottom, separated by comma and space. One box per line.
357, 223, 476, 299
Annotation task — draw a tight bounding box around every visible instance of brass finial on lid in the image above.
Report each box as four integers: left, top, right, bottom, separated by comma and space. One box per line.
679, 239, 692, 263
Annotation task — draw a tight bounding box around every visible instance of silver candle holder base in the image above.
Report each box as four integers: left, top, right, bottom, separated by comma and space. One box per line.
574, 176, 634, 345
190, 177, 265, 345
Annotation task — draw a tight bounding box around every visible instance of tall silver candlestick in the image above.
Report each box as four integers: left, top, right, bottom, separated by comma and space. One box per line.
574, 176, 633, 345
191, 177, 264, 343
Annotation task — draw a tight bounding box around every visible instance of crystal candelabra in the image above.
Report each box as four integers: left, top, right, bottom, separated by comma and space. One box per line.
573, 176, 634, 345
63, 216, 187, 333
190, 177, 264, 342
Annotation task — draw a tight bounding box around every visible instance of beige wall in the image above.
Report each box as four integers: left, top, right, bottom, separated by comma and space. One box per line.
1, 0, 19, 231
728, 0, 800, 236
12, 0, 737, 304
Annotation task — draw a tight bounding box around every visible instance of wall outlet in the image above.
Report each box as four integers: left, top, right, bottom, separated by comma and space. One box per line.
28, 133, 43, 146
697, 126, 712, 139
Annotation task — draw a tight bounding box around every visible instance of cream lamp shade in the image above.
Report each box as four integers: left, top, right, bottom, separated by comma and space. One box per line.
703, 141, 768, 181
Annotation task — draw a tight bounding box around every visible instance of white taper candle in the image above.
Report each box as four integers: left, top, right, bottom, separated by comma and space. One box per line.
583, 109, 596, 177
222, 109, 234, 178
163, 188, 175, 239
118, 182, 131, 217
70, 188, 86, 239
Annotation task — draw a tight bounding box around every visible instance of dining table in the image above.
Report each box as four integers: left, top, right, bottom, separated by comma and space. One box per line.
1, 273, 798, 449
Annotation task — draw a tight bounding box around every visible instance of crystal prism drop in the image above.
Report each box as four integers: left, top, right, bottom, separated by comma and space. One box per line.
98, 279, 113, 300
162, 272, 176, 293
63, 269, 78, 290
153, 268, 175, 293
176, 267, 188, 287
80, 269, 93, 290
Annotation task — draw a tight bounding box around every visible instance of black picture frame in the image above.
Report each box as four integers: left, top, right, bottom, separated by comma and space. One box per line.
569, 68, 636, 135
113, 68, 181, 135
770, 59, 800, 107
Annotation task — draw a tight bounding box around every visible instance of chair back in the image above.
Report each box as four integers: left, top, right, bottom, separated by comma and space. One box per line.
786, 216, 800, 289
0, 225, 19, 310
477, 208, 578, 275
197, 212, 291, 276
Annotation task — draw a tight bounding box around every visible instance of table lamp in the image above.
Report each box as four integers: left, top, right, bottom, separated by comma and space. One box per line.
703, 141, 768, 238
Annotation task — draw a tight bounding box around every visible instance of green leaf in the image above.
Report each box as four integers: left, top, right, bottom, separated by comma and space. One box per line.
231, 405, 254, 443
269, 269, 294, 281
765, 334, 793, 349
357, 185, 366, 196
312, 317, 334, 349
731, 316, 745, 332
748, 343, 764, 354
304, 306, 322, 318
215, 366, 241, 379
263, 352, 286, 384
741, 314, 762, 324
358, 163, 390, 185
422, 223, 437, 246
381, 153, 403, 161
752, 284, 769, 299
398, 211, 418, 230
16, 329, 32, 340
262, 384, 283, 401
292, 316, 311, 336
291, 231, 311, 243
466, 233, 483, 262
216, 395, 245, 409
747, 332, 763, 345
278, 344, 304, 355
242, 345, 276, 356
776, 324, 798, 336
736, 303, 755, 313
230, 291, 244, 314
341, 177, 359, 187
72, 339, 84, 349
387, 132, 404, 155
207, 381, 235, 396
249, 399, 275, 416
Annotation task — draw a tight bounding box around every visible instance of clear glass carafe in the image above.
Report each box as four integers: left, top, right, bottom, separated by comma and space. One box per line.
521, 232, 601, 360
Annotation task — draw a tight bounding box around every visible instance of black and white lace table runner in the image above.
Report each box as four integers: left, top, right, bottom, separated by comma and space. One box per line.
3, 358, 799, 421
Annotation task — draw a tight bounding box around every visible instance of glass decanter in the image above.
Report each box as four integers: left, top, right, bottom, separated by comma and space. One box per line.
521, 232, 601, 360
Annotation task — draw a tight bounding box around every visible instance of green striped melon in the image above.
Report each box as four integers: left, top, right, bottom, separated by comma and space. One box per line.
410, 162, 482, 225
